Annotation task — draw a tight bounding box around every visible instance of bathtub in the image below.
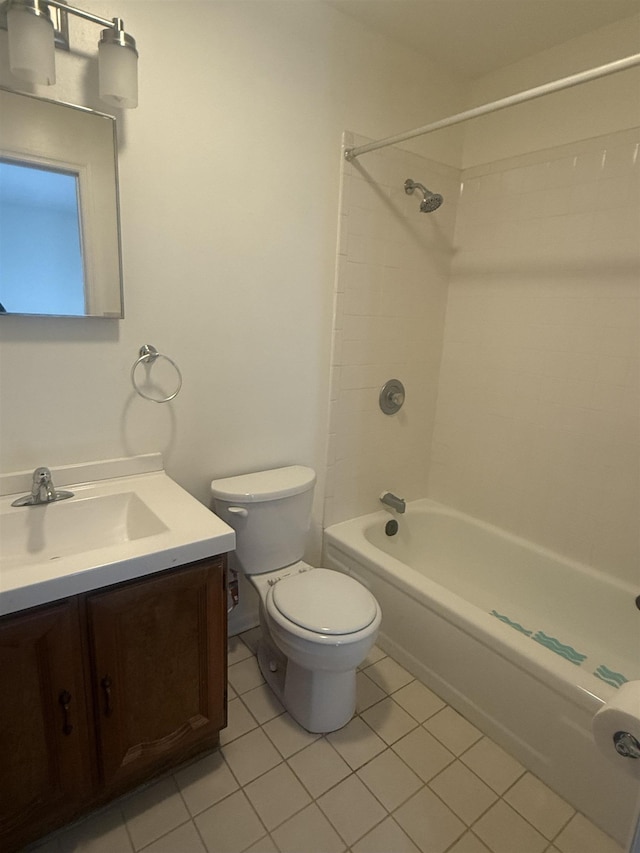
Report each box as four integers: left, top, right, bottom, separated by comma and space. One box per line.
324, 499, 640, 846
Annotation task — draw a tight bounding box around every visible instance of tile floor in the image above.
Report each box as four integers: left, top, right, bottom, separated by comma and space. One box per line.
32, 630, 626, 853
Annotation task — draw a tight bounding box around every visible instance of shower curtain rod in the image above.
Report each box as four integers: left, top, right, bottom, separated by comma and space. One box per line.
344, 53, 640, 161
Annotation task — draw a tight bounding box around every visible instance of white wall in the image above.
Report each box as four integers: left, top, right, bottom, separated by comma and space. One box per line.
428, 18, 640, 583
0, 2, 466, 629
429, 128, 639, 583
0, 3, 466, 501
322, 14, 639, 586
461, 14, 640, 167
325, 135, 459, 525
3, 2, 636, 595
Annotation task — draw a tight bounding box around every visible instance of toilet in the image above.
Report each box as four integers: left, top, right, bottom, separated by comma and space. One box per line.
211, 465, 381, 733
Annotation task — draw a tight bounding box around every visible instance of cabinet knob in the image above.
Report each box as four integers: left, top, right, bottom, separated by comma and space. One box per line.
59, 689, 73, 736
101, 676, 114, 717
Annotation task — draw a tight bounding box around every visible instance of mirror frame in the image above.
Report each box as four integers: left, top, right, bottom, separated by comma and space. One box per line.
0, 87, 124, 318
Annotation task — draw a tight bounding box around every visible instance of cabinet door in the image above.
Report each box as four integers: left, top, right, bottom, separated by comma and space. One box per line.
0, 598, 93, 850
87, 558, 226, 791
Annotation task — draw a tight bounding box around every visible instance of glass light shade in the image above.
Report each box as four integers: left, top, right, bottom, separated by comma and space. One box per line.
7, 4, 55, 85
98, 39, 138, 109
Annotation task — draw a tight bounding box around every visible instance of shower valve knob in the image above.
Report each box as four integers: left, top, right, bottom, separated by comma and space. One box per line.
379, 379, 405, 415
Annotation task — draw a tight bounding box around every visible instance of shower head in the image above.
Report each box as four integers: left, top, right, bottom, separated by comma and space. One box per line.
419, 193, 444, 213
404, 178, 444, 212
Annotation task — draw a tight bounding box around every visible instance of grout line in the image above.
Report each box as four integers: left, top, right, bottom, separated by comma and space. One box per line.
113, 806, 137, 853
238, 787, 274, 850
441, 828, 484, 853
135, 817, 193, 852
191, 816, 210, 853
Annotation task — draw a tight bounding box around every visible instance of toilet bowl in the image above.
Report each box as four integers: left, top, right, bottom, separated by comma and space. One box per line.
211, 466, 382, 732
251, 563, 381, 731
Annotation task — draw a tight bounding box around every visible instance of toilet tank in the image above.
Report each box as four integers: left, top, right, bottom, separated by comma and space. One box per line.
210, 466, 316, 575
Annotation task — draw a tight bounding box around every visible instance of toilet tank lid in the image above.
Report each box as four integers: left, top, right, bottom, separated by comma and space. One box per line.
211, 465, 316, 503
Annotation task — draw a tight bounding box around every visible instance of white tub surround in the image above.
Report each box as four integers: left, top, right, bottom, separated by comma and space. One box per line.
324, 133, 460, 528
324, 499, 640, 846
429, 127, 640, 586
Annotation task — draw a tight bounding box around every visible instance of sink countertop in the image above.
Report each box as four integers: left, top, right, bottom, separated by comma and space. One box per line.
0, 454, 235, 617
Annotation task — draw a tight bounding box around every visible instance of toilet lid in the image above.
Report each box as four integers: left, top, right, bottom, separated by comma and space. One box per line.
271, 569, 378, 635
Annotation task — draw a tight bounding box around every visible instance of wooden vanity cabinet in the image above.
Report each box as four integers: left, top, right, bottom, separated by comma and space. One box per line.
0, 597, 94, 845
0, 556, 227, 852
88, 558, 227, 792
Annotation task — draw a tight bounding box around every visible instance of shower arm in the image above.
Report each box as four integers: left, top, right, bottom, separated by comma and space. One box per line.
405, 180, 428, 198
345, 52, 640, 161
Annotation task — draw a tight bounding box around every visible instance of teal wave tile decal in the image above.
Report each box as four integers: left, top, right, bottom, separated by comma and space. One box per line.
594, 665, 628, 688
490, 610, 533, 636
532, 631, 587, 665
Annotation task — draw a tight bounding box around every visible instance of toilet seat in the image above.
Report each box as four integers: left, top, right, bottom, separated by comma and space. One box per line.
270, 568, 378, 636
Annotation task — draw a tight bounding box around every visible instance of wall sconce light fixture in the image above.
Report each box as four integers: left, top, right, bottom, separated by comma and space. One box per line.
1, 0, 138, 108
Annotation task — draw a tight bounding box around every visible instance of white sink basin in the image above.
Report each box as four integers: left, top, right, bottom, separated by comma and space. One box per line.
0, 454, 235, 616
1, 492, 168, 568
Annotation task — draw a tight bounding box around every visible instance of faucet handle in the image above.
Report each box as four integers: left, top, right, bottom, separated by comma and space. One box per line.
13, 466, 73, 506
32, 467, 54, 501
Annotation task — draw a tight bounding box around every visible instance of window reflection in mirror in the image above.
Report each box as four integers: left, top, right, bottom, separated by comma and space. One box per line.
0, 159, 85, 315
0, 88, 124, 319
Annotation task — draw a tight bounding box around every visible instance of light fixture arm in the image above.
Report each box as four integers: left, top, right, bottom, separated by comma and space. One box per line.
1, 0, 139, 106
0, 0, 137, 52
40, 0, 114, 30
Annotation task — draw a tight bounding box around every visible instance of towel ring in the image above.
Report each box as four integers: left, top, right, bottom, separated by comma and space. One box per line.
131, 344, 182, 403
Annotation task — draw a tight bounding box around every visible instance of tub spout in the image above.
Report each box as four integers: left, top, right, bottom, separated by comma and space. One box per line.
380, 491, 406, 513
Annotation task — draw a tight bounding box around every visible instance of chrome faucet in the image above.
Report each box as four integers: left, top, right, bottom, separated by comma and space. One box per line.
380, 491, 406, 513
11, 467, 74, 507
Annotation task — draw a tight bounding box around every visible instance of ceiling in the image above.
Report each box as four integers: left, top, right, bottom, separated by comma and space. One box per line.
327, 0, 640, 79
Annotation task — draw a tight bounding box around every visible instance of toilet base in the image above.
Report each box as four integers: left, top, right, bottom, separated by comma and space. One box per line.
256, 635, 356, 733
284, 660, 356, 733
256, 636, 286, 701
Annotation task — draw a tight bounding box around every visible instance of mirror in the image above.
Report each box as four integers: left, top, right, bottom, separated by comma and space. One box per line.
0, 88, 124, 318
